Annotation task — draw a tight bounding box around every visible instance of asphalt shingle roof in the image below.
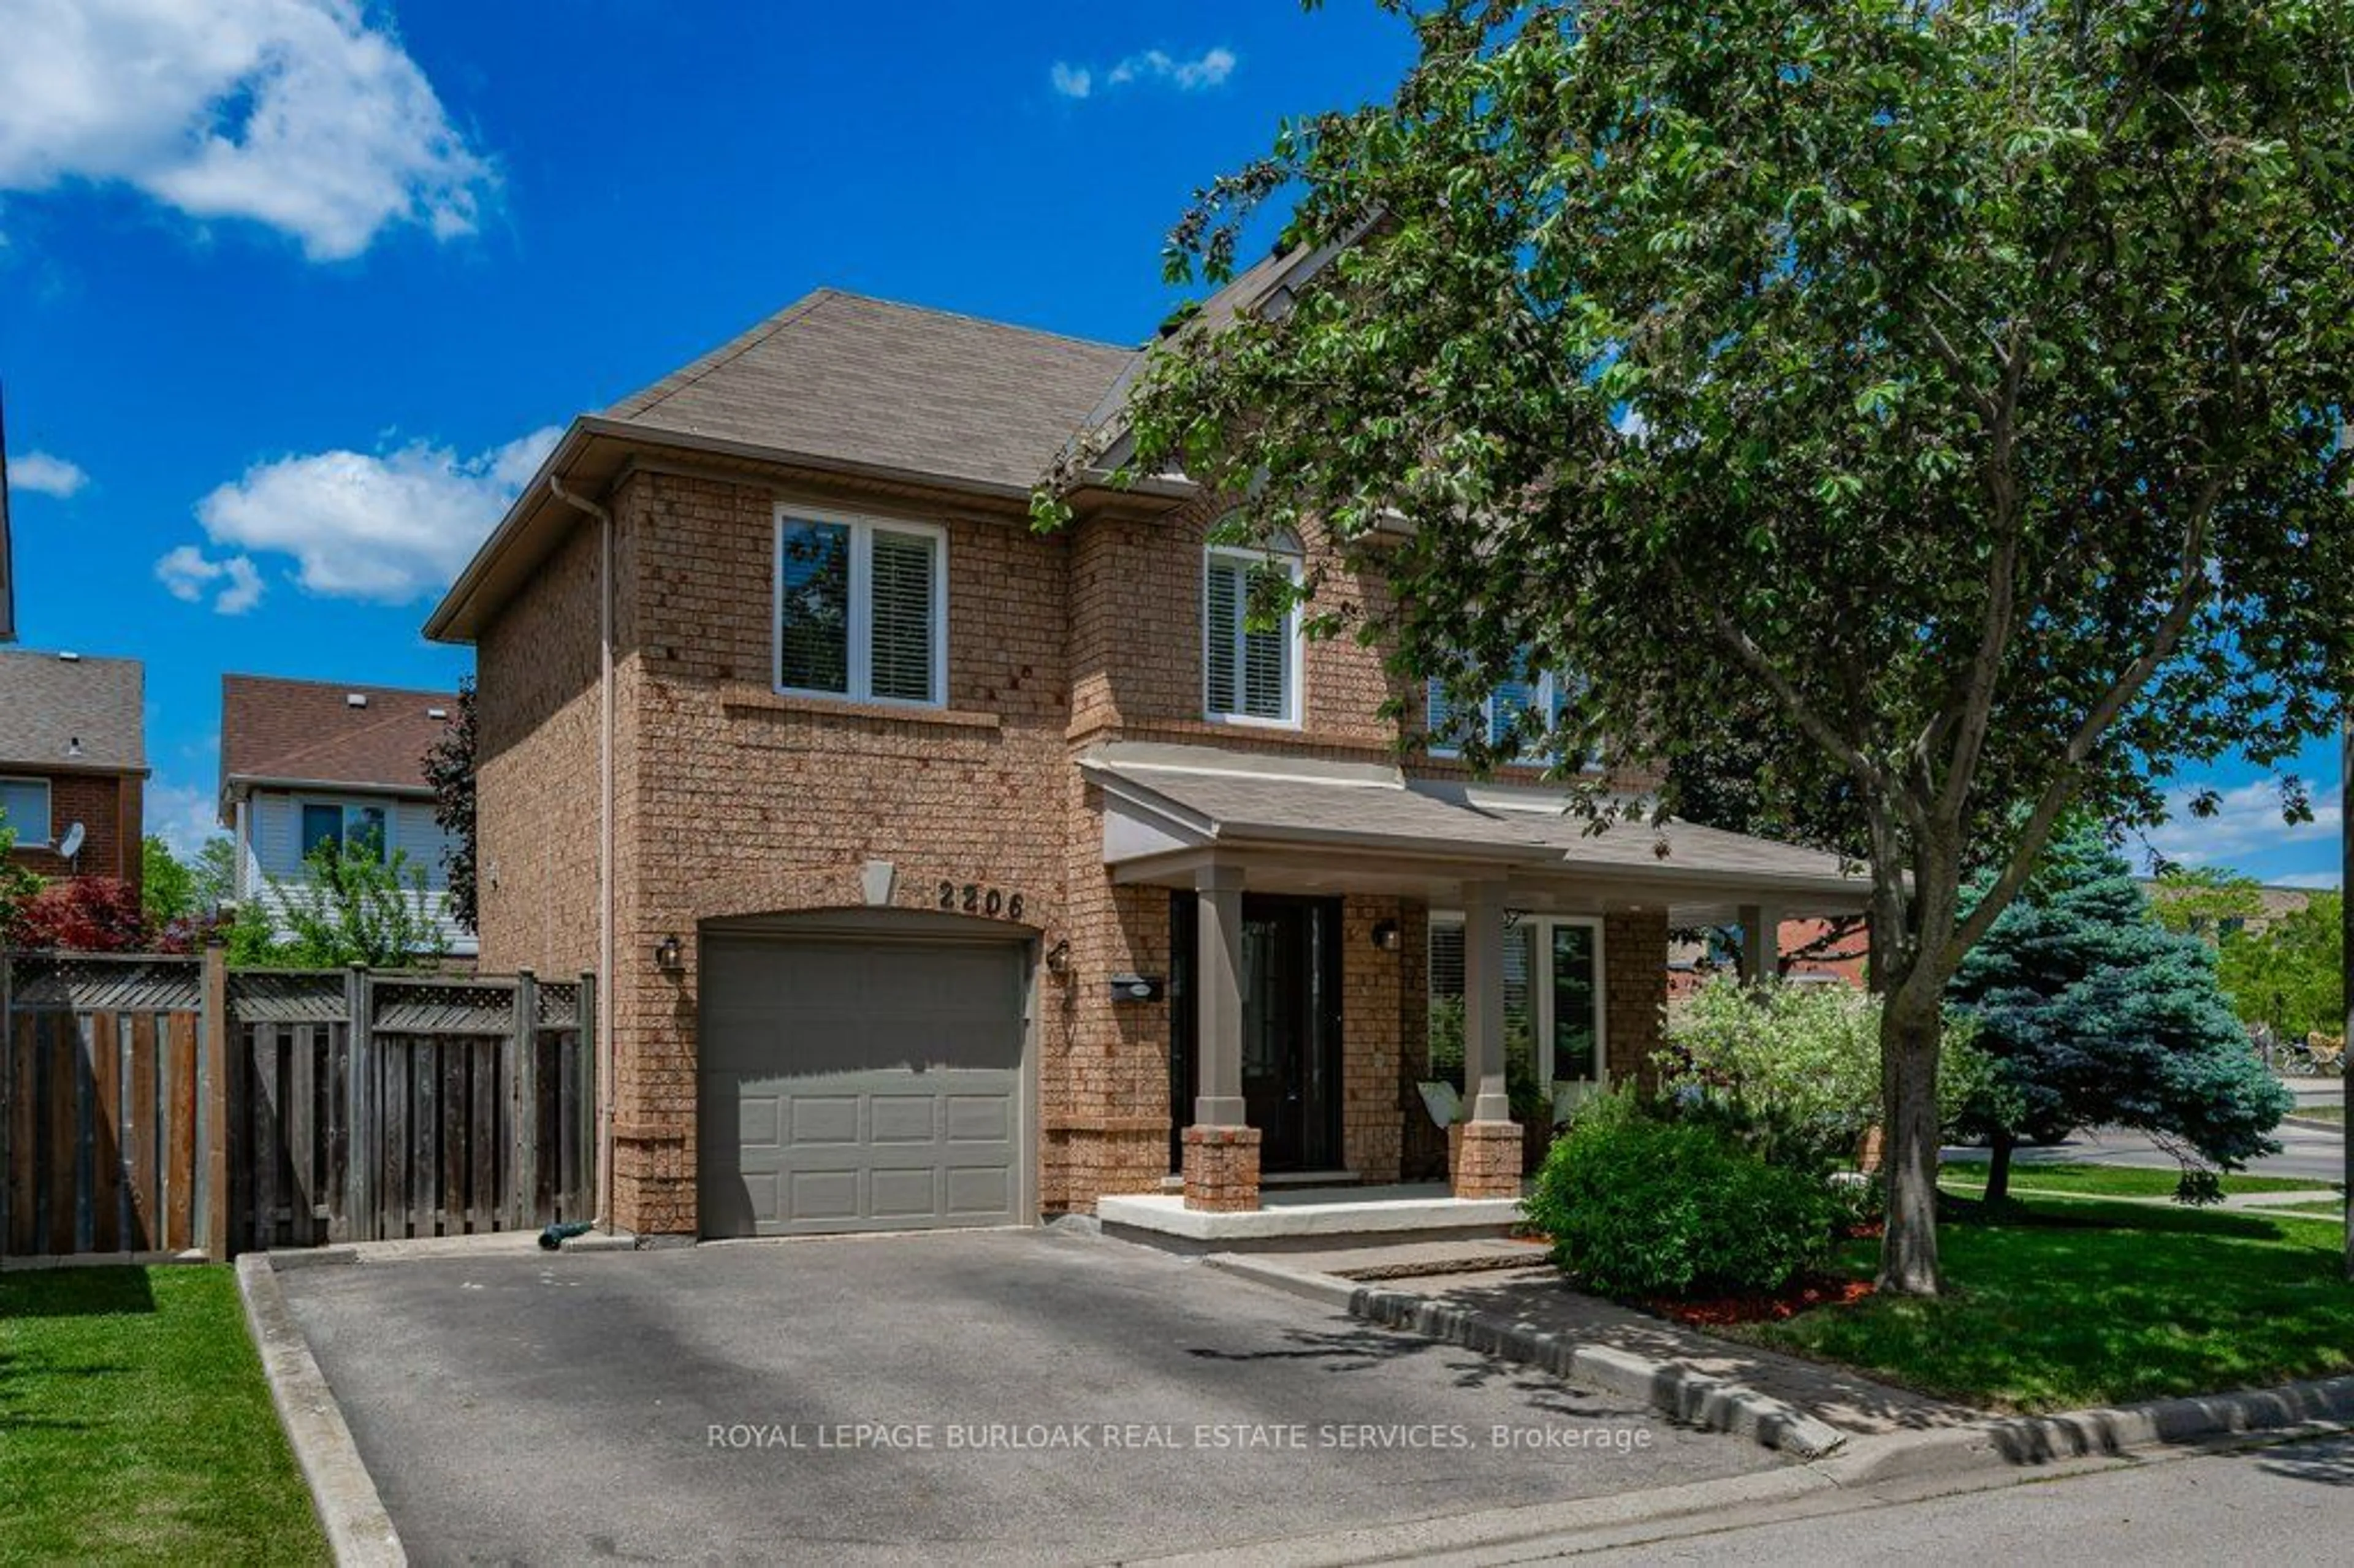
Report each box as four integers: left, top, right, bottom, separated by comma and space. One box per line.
604, 289, 1141, 494
0, 649, 145, 771
220, 676, 457, 796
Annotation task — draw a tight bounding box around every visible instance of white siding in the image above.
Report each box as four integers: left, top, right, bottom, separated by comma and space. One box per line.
240, 788, 474, 957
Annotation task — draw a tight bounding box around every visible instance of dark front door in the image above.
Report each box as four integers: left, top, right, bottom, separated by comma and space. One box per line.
1169, 893, 1343, 1173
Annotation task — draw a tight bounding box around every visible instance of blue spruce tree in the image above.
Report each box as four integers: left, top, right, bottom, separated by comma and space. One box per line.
1949, 822, 2293, 1203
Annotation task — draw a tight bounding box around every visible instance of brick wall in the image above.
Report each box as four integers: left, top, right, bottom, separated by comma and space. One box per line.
3, 769, 142, 892
1339, 895, 1405, 1182
1606, 908, 1670, 1086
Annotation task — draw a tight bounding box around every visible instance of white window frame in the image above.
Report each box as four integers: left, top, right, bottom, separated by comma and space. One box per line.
296, 797, 393, 863
1425, 668, 1596, 766
1202, 542, 1304, 728
1429, 911, 1609, 1091
0, 775, 54, 848
771, 505, 949, 709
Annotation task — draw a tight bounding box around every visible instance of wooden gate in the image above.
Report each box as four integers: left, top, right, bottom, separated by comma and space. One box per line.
0, 948, 595, 1260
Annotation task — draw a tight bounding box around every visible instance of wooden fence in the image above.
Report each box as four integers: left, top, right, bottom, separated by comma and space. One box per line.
0, 948, 595, 1261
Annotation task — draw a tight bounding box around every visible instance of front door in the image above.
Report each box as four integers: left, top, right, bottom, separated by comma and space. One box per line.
1169, 893, 1343, 1173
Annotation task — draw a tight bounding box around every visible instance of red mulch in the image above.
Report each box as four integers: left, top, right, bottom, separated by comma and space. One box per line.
1645, 1276, 1876, 1327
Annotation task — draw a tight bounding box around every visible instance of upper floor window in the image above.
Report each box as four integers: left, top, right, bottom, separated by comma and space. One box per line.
1203, 531, 1302, 726
1426, 661, 1593, 766
0, 777, 53, 847
774, 508, 947, 707
301, 801, 387, 864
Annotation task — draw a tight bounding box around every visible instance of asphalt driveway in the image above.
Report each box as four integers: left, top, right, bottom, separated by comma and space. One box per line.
280, 1228, 1777, 1565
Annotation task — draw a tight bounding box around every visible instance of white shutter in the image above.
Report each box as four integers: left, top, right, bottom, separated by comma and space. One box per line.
867, 528, 937, 703
1240, 617, 1287, 719
1204, 556, 1243, 715
1429, 921, 1466, 1002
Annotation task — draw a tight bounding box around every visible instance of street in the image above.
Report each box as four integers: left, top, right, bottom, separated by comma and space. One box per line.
1944, 1081, 2345, 1183
1579, 1433, 2354, 1566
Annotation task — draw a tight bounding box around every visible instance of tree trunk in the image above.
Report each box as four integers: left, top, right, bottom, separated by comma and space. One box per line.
1877, 995, 1945, 1295
1984, 1128, 2014, 1206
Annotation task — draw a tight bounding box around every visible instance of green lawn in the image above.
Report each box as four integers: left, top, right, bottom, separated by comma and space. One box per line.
2268, 1199, 2351, 1219
2291, 1103, 2344, 1127
1938, 1160, 2334, 1200
1727, 1197, 2353, 1413
0, 1266, 326, 1566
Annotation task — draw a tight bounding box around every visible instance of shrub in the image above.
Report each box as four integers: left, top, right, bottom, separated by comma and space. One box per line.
1659, 976, 1992, 1173
1523, 1090, 1835, 1297
12, 878, 153, 952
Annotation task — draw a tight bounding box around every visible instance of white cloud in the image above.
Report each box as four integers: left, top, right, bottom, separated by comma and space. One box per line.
2141, 778, 2344, 870
2269, 871, 2343, 891
144, 773, 224, 858
156, 543, 265, 614
7, 449, 88, 497
176, 425, 560, 606
1053, 45, 1235, 101
0, 0, 493, 261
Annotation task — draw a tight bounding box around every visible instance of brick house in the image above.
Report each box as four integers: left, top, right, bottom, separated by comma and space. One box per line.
427, 278, 1867, 1241
0, 649, 147, 895
218, 676, 473, 958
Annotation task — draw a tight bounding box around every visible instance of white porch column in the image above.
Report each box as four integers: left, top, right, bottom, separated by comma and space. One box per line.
1738, 901, 1783, 983
1184, 864, 1258, 1211
1462, 881, 1512, 1124
1455, 880, 1522, 1198
1192, 864, 1247, 1127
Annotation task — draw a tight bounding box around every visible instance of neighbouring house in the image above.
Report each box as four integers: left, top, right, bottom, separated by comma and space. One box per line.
0, 648, 146, 893
426, 272, 1869, 1243
218, 675, 473, 958
2139, 878, 2317, 942
1667, 915, 1871, 996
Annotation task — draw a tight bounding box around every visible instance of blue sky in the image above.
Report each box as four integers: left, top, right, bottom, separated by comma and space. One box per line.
0, 1, 2339, 888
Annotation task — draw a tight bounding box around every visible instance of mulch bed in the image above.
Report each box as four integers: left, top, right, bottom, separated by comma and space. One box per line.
1643, 1276, 1876, 1327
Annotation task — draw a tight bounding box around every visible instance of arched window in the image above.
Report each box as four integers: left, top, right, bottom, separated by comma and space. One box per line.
1202, 526, 1303, 725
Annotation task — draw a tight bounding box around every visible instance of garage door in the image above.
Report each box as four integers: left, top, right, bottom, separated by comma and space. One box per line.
698, 931, 1029, 1238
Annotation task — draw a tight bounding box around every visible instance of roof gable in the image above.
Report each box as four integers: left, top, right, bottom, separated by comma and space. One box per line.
604, 289, 1138, 495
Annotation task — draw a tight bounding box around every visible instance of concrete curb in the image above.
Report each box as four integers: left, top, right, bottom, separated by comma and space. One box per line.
1823, 1374, 2354, 1485
1203, 1254, 1849, 1460
236, 1255, 406, 1567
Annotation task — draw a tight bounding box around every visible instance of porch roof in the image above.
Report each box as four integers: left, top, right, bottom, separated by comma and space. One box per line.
1079, 742, 1872, 919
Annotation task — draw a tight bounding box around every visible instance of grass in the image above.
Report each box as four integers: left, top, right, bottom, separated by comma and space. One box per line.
0, 1266, 326, 1566
2268, 1199, 2350, 1219
2291, 1103, 2344, 1127
1727, 1195, 2354, 1413
1938, 1160, 2334, 1200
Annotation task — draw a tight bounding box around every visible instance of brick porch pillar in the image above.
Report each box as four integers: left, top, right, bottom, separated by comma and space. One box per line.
1455, 879, 1521, 1198
1183, 865, 1259, 1211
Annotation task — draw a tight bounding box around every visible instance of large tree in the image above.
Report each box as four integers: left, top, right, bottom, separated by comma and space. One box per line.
1040, 0, 2354, 1292
1949, 822, 2292, 1203
422, 676, 478, 935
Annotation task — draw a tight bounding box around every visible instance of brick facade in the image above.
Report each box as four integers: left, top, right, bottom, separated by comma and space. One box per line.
2, 769, 143, 894
472, 465, 1676, 1235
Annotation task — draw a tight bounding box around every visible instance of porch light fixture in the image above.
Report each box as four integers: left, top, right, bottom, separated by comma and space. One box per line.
1370, 919, 1403, 953
654, 934, 685, 973
1045, 938, 1072, 976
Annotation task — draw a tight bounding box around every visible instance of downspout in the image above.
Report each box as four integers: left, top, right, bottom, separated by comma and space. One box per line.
549, 474, 618, 1234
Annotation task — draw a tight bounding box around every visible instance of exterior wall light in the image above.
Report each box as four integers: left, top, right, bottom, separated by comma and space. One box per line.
1045, 938, 1072, 976
655, 934, 685, 972
1371, 919, 1402, 952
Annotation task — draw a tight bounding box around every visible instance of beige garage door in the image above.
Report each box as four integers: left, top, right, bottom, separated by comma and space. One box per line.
698, 930, 1029, 1238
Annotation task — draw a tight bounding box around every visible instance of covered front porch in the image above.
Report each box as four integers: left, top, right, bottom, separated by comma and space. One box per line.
1081, 742, 1871, 1224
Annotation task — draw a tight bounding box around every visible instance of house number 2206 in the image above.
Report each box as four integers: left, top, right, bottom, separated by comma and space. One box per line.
940, 881, 1022, 920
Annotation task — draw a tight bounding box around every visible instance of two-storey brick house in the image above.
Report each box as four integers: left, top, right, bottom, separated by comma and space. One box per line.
427, 273, 1866, 1243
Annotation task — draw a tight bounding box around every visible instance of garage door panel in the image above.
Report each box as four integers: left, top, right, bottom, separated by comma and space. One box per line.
868, 1097, 938, 1144
787, 1096, 864, 1147
700, 932, 1027, 1238
944, 1094, 1012, 1143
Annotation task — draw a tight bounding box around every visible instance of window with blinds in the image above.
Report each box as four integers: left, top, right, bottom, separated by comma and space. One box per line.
1425, 660, 1596, 764
774, 511, 944, 706
1204, 545, 1299, 724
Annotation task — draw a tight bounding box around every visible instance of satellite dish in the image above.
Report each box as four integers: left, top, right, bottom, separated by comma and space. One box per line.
56, 821, 85, 859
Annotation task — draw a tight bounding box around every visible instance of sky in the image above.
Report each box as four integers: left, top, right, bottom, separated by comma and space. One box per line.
0, 0, 2339, 890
